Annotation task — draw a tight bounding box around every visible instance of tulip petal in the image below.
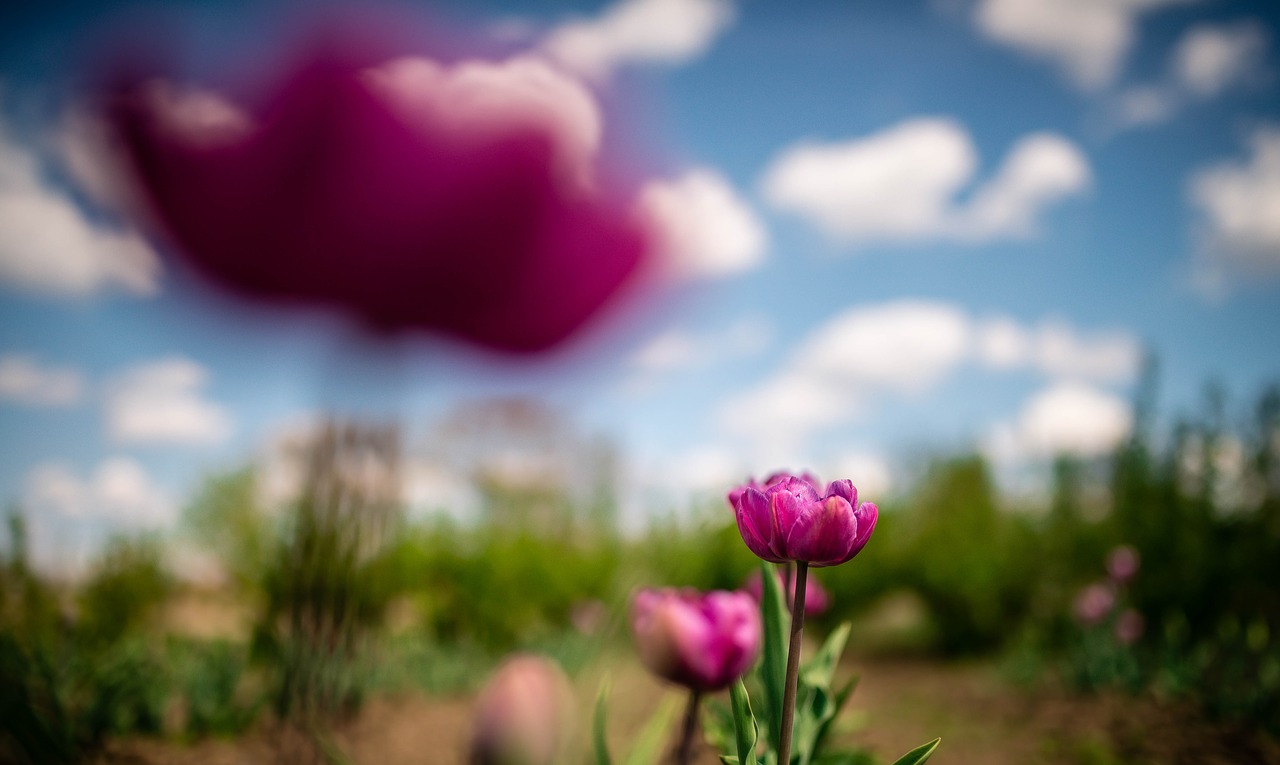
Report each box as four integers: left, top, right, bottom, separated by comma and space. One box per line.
785, 496, 857, 567
824, 479, 856, 505
736, 488, 785, 563
834, 501, 879, 565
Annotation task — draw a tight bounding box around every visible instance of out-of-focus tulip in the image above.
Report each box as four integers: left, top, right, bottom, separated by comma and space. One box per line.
630, 588, 760, 691
107, 44, 651, 353
1106, 545, 1140, 585
1114, 608, 1144, 646
470, 654, 574, 765
1073, 583, 1115, 626
742, 568, 830, 617
730, 474, 877, 567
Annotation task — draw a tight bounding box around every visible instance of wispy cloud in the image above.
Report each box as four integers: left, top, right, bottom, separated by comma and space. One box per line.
639, 168, 767, 280
761, 118, 1089, 247
0, 355, 84, 407
541, 0, 736, 81
971, 0, 1196, 91
1188, 126, 1280, 294
105, 358, 232, 445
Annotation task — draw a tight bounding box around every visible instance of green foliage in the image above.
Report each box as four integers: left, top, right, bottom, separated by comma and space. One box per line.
78, 537, 173, 646
895, 457, 1041, 655
711, 562, 938, 765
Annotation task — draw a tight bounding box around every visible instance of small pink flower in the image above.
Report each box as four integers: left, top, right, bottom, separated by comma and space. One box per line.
742, 568, 831, 617
1073, 583, 1115, 626
630, 588, 761, 691
470, 655, 574, 765
1114, 609, 1144, 646
729, 474, 877, 567
1106, 545, 1140, 585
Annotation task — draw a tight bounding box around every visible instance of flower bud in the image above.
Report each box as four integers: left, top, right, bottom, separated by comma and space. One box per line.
1073, 583, 1115, 626
630, 588, 761, 691
1114, 609, 1144, 646
470, 655, 574, 765
730, 474, 877, 567
1106, 545, 1140, 585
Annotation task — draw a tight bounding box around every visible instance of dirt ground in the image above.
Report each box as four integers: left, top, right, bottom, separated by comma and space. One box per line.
111, 653, 1279, 765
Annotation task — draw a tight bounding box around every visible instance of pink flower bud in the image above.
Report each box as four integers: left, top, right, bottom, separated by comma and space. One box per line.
630, 588, 761, 691
729, 474, 877, 567
1114, 609, 1144, 646
470, 655, 574, 765
1106, 545, 1140, 584
742, 568, 831, 617
1073, 583, 1115, 626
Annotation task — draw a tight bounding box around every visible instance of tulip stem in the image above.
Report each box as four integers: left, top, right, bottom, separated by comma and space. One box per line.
675, 689, 701, 765
777, 561, 808, 765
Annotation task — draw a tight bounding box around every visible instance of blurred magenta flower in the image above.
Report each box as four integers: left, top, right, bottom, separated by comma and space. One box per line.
1106, 545, 1140, 585
470, 654, 574, 765
730, 474, 878, 567
743, 568, 830, 617
1073, 583, 1115, 626
630, 588, 761, 691
1114, 608, 1144, 646
107, 46, 651, 352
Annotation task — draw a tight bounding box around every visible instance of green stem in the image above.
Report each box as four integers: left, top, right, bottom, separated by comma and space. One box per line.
675, 689, 702, 765
776, 561, 808, 765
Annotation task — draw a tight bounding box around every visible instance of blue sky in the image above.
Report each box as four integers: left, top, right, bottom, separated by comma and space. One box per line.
2, 0, 1279, 569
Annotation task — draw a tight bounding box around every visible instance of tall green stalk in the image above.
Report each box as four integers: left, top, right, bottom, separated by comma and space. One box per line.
776, 561, 808, 765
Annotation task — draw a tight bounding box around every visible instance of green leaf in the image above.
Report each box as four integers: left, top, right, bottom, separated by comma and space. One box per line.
810, 675, 859, 755
890, 738, 941, 765
593, 680, 613, 765
759, 562, 790, 749
730, 679, 759, 765
799, 623, 851, 690
623, 694, 681, 765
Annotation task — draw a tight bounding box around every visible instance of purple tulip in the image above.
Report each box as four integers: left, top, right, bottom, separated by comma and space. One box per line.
470, 654, 574, 765
630, 588, 761, 692
106, 42, 652, 353
726, 471, 820, 509
742, 568, 831, 617
1073, 583, 1115, 626
730, 474, 878, 567
1106, 545, 1140, 585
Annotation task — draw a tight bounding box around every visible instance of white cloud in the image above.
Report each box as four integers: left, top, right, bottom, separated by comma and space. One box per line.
962, 133, 1092, 240
827, 451, 893, 500
760, 118, 1089, 246
639, 168, 767, 279
541, 0, 735, 81
0, 355, 84, 407
105, 358, 232, 445
719, 300, 1139, 454
631, 328, 701, 371
972, 0, 1193, 91
1106, 21, 1268, 133
0, 122, 161, 298
1174, 21, 1268, 97
364, 56, 602, 187
622, 315, 774, 396
1188, 127, 1280, 288
24, 457, 176, 528
976, 317, 1140, 383
987, 382, 1132, 461
800, 300, 973, 392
